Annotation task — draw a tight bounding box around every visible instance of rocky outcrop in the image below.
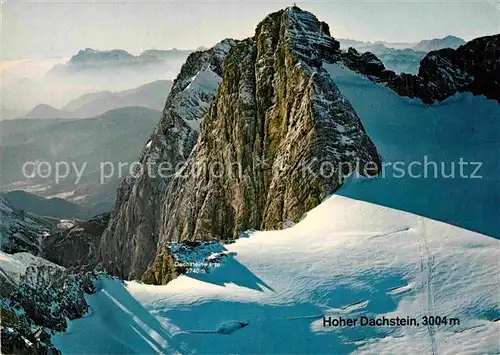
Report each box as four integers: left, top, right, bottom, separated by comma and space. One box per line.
342, 47, 386, 76
1, 301, 61, 355
0, 252, 101, 354
42, 213, 109, 268
99, 40, 236, 279
412, 35, 466, 52
143, 7, 381, 284
343, 34, 500, 103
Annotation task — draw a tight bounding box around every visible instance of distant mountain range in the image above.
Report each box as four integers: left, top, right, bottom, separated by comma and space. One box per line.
51, 48, 193, 74
1, 190, 83, 219
0, 106, 162, 217
412, 35, 466, 52
19, 79, 172, 119
23, 104, 74, 119
337, 35, 466, 73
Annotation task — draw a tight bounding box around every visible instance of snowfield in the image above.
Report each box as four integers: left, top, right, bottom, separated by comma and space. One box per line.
325, 63, 500, 239
52, 195, 499, 354
52, 63, 499, 354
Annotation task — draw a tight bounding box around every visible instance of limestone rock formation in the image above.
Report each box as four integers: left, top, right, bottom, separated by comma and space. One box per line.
143, 7, 381, 284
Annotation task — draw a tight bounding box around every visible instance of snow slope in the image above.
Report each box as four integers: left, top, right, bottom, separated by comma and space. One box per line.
324, 63, 500, 239
0, 251, 63, 288
52, 195, 499, 354
170, 68, 223, 132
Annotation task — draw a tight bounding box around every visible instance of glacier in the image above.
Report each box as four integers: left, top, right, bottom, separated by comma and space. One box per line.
52, 194, 499, 354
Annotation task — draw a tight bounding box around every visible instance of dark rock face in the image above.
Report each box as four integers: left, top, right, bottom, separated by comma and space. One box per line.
343, 34, 500, 104
42, 213, 109, 268
1, 303, 61, 355
99, 40, 236, 280
142, 7, 381, 284
343, 47, 386, 76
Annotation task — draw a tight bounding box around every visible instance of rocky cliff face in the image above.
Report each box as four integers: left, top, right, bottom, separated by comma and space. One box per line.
412, 35, 466, 52
99, 40, 236, 279
141, 7, 381, 284
343, 34, 500, 103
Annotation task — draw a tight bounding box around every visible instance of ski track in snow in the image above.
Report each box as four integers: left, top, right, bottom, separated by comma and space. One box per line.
417, 219, 437, 355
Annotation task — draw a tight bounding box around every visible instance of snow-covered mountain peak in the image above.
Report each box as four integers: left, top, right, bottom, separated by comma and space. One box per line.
283, 6, 341, 64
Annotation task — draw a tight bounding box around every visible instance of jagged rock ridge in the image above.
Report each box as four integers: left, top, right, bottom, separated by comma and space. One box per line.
142, 7, 381, 284
1, 252, 101, 355
99, 40, 236, 279
412, 35, 466, 52
342, 34, 500, 103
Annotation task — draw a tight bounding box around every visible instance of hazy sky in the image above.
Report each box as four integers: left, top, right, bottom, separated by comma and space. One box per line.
2, 0, 500, 59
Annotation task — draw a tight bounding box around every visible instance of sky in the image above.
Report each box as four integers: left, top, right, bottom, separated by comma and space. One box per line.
2, 0, 500, 59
